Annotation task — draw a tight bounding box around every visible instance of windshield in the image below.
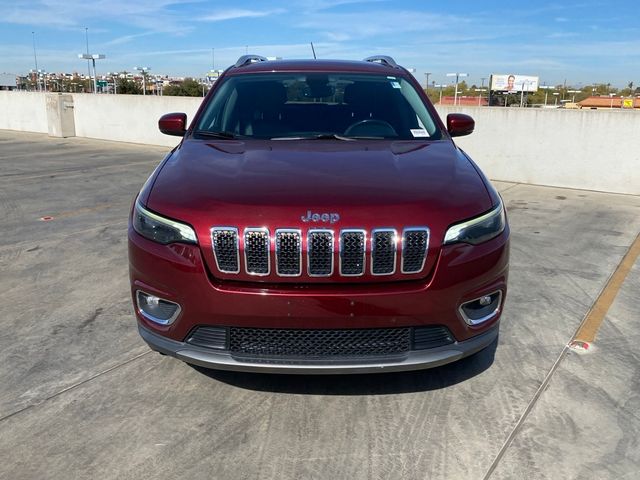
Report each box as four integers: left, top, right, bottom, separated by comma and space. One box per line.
195, 72, 441, 140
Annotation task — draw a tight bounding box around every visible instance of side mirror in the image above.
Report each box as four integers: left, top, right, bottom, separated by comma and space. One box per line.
159, 112, 187, 136
447, 113, 475, 137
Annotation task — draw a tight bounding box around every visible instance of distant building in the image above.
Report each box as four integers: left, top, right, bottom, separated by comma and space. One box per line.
436, 96, 489, 107
0, 73, 17, 90
578, 96, 640, 109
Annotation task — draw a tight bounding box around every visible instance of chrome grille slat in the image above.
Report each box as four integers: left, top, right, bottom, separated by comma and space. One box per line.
244, 228, 270, 275
276, 229, 302, 276
308, 230, 334, 276
211, 227, 240, 273
371, 229, 397, 275
340, 230, 366, 276
402, 228, 429, 274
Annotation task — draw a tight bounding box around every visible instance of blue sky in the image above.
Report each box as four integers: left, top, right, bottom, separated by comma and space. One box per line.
0, 0, 638, 87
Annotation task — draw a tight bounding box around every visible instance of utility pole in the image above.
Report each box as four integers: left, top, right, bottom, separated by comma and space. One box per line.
446, 72, 468, 106
212, 48, 215, 70
424, 72, 431, 92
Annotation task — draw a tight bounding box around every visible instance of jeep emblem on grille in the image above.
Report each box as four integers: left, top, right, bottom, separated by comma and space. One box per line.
301, 210, 340, 224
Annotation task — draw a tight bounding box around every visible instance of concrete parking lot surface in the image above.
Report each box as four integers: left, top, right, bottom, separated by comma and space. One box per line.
0, 130, 638, 480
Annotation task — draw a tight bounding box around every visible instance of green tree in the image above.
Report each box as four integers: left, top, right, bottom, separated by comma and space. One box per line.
116, 77, 142, 94
164, 78, 206, 97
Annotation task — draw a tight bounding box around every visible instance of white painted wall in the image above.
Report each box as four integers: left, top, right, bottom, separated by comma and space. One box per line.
0, 91, 48, 133
0, 92, 638, 194
435, 106, 640, 195
71, 93, 202, 147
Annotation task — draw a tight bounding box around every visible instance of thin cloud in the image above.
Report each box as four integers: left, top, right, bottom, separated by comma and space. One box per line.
200, 9, 286, 22
105, 31, 157, 46
546, 32, 579, 38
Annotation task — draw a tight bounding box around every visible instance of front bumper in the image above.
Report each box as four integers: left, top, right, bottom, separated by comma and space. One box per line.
139, 322, 499, 374
129, 222, 509, 373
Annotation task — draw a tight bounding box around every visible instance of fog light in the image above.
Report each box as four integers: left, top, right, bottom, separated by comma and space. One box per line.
136, 290, 181, 325
459, 291, 502, 326
479, 295, 492, 306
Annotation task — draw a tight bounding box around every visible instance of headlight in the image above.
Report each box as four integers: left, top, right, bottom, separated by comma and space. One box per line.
444, 200, 506, 245
132, 200, 197, 245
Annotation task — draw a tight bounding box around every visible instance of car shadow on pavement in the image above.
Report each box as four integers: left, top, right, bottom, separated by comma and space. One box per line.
191, 336, 498, 395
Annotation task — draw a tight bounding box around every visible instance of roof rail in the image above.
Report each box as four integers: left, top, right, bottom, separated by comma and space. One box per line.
363, 55, 399, 69
234, 55, 268, 68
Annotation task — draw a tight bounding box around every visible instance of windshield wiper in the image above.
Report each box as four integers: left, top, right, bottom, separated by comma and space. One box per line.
271, 134, 355, 141
193, 130, 238, 139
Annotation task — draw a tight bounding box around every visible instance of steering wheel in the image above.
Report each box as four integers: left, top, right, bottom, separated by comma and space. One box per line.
344, 119, 397, 137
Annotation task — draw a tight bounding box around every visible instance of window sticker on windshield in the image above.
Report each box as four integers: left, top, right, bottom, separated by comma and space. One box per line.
410, 129, 430, 138
391, 81, 401, 89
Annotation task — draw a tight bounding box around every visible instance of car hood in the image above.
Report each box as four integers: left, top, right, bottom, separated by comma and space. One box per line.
146, 138, 493, 282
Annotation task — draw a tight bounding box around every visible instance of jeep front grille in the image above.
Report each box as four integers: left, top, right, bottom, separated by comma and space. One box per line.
275, 229, 302, 276
340, 230, 366, 276
244, 228, 270, 275
308, 230, 334, 276
211, 227, 240, 273
402, 228, 430, 274
211, 227, 429, 278
371, 229, 397, 275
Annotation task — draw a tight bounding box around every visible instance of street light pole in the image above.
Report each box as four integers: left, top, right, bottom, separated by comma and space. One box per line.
134, 67, 151, 95
78, 54, 105, 93
446, 73, 468, 106
31, 31, 40, 91
567, 90, 581, 103
542, 85, 547, 106
520, 80, 530, 107
85, 27, 92, 92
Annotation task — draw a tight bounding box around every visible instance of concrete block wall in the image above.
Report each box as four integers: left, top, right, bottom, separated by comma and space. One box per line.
71, 94, 202, 147
435, 106, 640, 196
0, 91, 638, 194
0, 91, 48, 133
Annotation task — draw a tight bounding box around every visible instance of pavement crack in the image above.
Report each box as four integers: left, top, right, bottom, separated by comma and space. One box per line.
482, 231, 640, 479
0, 350, 151, 424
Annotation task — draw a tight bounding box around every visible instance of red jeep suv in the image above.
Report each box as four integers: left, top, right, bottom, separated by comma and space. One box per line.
128, 55, 509, 374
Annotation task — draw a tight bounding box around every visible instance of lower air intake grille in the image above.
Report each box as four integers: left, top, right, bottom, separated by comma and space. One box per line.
229, 327, 411, 357
413, 326, 454, 350
186, 326, 227, 350
340, 230, 366, 276
402, 228, 429, 273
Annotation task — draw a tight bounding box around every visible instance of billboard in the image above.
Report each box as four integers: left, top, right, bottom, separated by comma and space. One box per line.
491, 74, 539, 92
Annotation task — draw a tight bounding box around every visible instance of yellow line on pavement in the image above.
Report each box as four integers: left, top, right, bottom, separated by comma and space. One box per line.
574, 232, 640, 343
